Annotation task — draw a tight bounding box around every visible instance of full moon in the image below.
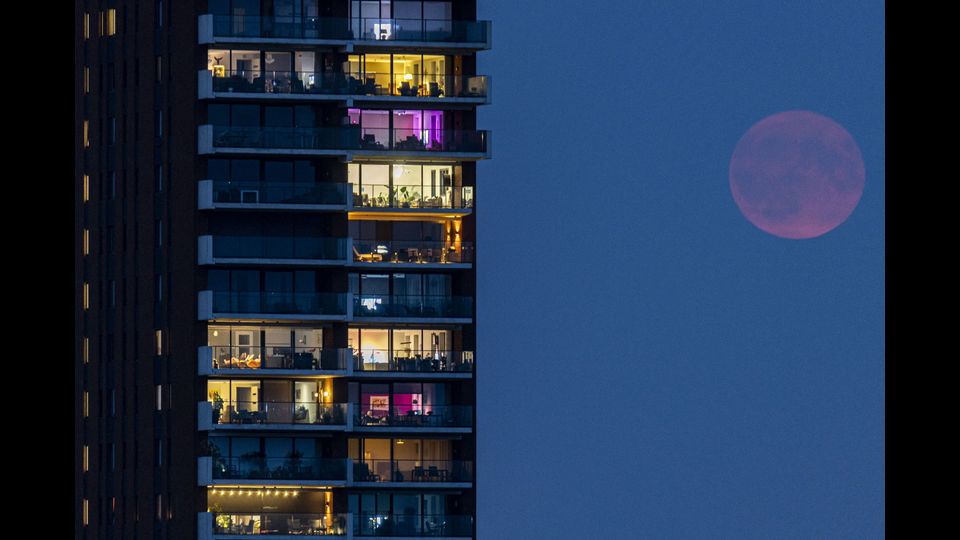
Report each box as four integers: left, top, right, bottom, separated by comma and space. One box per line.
729, 110, 865, 239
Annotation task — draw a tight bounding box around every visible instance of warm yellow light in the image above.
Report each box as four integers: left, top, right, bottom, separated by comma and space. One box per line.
322, 390, 329, 398
106, 9, 116, 35
83, 120, 90, 148
83, 282, 89, 309
83, 445, 89, 472
83, 174, 89, 202
213, 330, 219, 337
293, 491, 299, 496
83, 337, 89, 363
83, 229, 89, 256
404, 73, 413, 81
83, 13, 90, 39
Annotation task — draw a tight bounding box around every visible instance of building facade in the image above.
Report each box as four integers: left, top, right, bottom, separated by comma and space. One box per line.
76, 2, 489, 538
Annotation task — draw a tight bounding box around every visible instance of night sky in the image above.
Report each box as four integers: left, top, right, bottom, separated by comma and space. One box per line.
474, 0, 883, 537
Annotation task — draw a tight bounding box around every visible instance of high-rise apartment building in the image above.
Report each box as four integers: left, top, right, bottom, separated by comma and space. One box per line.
76, 2, 489, 538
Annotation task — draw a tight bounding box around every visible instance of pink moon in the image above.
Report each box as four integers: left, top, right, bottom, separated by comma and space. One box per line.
729, 110, 865, 239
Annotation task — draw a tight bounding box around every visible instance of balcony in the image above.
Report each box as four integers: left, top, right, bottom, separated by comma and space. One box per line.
206, 512, 350, 537
352, 349, 474, 378
198, 125, 490, 160
205, 400, 348, 431
200, 14, 492, 49
352, 184, 473, 213
199, 345, 351, 375
354, 514, 474, 537
201, 69, 490, 104
351, 240, 473, 269
198, 180, 350, 211
198, 291, 350, 322
354, 405, 473, 431
202, 456, 348, 487
198, 235, 350, 267
353, 295, 473, 322
352, 459, 473, 486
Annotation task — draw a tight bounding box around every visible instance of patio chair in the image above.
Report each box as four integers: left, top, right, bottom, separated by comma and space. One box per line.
353, 245, 383, 262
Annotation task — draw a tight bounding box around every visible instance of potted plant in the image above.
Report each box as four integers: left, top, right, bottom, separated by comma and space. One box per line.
211, 391, 224, 424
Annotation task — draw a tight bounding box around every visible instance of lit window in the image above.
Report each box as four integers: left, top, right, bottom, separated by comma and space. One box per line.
156, 494, 162, 519
83, 67, 89, 93
107, 9, 116, 36
83, 174, 89, 202
83, 337, 89, 363
83, 120, 89, 147
155, 330, 163, 355
82, 445, 89, 472
83, 13, 90, 39
83, 229, 89, 256
156, 385, 162, 410
83, 499, 89, 526
83, 282, 89, 310
99, 11, 104, 36
83, 391, 89, 417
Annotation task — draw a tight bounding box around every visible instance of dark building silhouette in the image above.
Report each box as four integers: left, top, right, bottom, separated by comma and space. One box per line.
76, 2, 489, 538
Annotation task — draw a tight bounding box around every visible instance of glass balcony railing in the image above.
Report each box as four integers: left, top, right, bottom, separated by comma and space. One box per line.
353, 295, 473, 318
356, 127, 488, 153
352, 240, 474, 264
212, 512, 349, 536
211, 15, 490, 44
211, 235, 347, 260
213, 70, 489, 99
352, 184, 473, 210
355, 405, 473, 428
213, 457, 347, 481
354, 514, 473, 537
212, 125, 488, 154
212, 180, 349, 206
211, 400, 347, 426
210, 345, 348, 371
212, 125, 361, 150
353, 350, 474, 373
211, 291, 347, 316
352, 459, 473, 483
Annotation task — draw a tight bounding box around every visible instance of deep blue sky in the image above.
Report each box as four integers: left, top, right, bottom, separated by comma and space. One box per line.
474, 0, 884, 537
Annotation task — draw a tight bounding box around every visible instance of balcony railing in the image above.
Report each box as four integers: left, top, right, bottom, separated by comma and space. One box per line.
211, 125, 488, 154
354, 514, 473, 537
356, 127, 487, 153
210, 345, 349, 371
353, 295, 473, 319
211, 400, 347, 426
213, 457, 347, 481
211, 180, 349, 206
212, 125, 360, 150
213, 70, 489, 99
211, 15, 490, 44
212, 512, 348, 536
353, 459, 473, 483
353, 184, 473, 210
211, 291, 347, 316
211, 235, 347, 261
355, 405, 473, 428
353, 350, 474, 373
353, 240, 474, 265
